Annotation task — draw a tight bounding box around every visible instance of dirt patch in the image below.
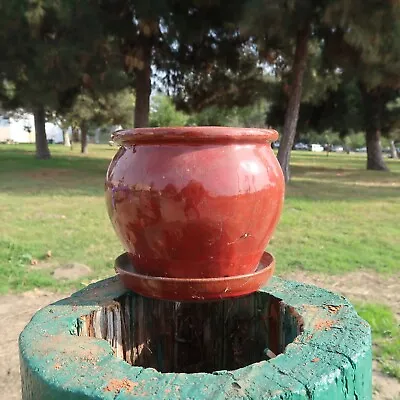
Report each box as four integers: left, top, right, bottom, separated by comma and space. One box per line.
373, 362, 400, 400
281, 270, 400, 320
1, 269, 399, 400
0, 289, 62, 400
52, 263, 92, 280
23, 169, 73, 180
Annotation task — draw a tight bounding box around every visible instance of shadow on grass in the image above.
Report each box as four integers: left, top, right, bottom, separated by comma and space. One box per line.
284, 164, 399, 202
0, 147, 113, 196
287, 180, 399, 202
0, 146, 112, 171
1, 146, 399, 201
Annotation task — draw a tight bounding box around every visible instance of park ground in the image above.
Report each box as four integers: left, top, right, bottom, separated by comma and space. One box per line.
0, 144, 399, 399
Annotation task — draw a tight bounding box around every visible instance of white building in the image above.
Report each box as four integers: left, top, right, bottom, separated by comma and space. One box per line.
44, 122, 64, 143
0, 113, 63, 143
0, 114, 35, 143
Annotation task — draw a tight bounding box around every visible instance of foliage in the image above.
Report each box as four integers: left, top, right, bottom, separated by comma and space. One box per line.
386, 96, 400, 142
323, 0, 400, 89
0, 0, 399, 164
188, 106, 232, 127
187, 99, 269, 128
172, 46, 268, 113
149, 94, 188, 127
225, 100, 270, 128
343, 133, 366, 150
98, 0, 251, 127
65, 89, 134, 130
0, 0, 124, 158
0, 0, 116, 111
268, 78, 363, 136
148, 94, 269, 128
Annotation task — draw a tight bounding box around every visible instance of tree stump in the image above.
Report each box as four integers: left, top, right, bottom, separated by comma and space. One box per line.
19, 276, 372, 399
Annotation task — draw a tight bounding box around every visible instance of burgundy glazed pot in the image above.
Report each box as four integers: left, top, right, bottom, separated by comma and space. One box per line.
105, 127, 284, 279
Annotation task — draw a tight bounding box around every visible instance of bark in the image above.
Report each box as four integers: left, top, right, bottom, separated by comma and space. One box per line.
359, 85, 388, 171
365, 128, 388, 170
277, 24, 311, 182
80, 121, 88, 154
33, 105, 50, 159
389, 140, 398, 159
134, 37, 152, 128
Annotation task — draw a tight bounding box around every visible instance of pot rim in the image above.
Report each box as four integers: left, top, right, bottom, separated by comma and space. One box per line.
112, 126, 279, 145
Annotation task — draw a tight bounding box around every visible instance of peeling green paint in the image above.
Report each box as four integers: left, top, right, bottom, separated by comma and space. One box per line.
19, 277, 372, 399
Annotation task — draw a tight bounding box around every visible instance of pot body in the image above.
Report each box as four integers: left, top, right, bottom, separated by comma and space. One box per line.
105, 128, 284, 278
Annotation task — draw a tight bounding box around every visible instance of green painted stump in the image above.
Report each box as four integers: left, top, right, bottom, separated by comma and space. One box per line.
19, 277, 372, 399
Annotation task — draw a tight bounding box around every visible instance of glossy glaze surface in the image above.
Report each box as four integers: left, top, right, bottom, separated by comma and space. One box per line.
106, 127, 284, 278
115, 251, 275, 301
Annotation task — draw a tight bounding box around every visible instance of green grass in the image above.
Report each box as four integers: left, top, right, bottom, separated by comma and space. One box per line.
272, 152, 400, 275
356, 303, 400, 379
0, 144, 122, 294
0, 144, 399, 294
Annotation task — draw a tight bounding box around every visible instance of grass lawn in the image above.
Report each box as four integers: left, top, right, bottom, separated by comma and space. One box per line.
274, 151, 400, 275
0, 144, 399, 294
0, 143, 399, 381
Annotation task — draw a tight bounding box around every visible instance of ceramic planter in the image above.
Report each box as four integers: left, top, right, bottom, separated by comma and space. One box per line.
105, 127, 284, 279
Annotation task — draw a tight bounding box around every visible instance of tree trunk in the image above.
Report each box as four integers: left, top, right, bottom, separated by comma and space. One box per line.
63, 129, 71, 147
33, 105, 50, 159
359, 84, 388, 171
72, 127, 80, 142
81, 121, 88, 154
389, 140, 398, 159
134, 37, 152, 128
365, 128, 388, 170
277, 24, 311, 182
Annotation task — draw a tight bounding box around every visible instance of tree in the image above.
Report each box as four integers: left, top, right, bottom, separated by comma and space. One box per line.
0, 0, 119, 158
185, 98, 269, 128
267, 79, 363, 140
279, 2, 400, 169
149, 94, 188, 127
64, 89, 134, 153
359, 85, 391, 170
322, 0, 400, 170
270, 77, 400, 163
241, 0, 400, 179
386, 97, 400, 159
171, 43, 267, 112
98, 1, 162, 128
171, 0, 336, 181
100, 0, 249, 128
239, 1, 326, 181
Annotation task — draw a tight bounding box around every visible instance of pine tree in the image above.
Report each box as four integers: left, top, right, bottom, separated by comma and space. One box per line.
0, 0, 120, 158
323, 0, 400, 170
99, 0, 249, 128
177, 0, 400, 179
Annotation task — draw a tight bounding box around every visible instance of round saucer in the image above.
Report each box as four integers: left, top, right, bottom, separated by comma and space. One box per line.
115, 252, 275, 301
